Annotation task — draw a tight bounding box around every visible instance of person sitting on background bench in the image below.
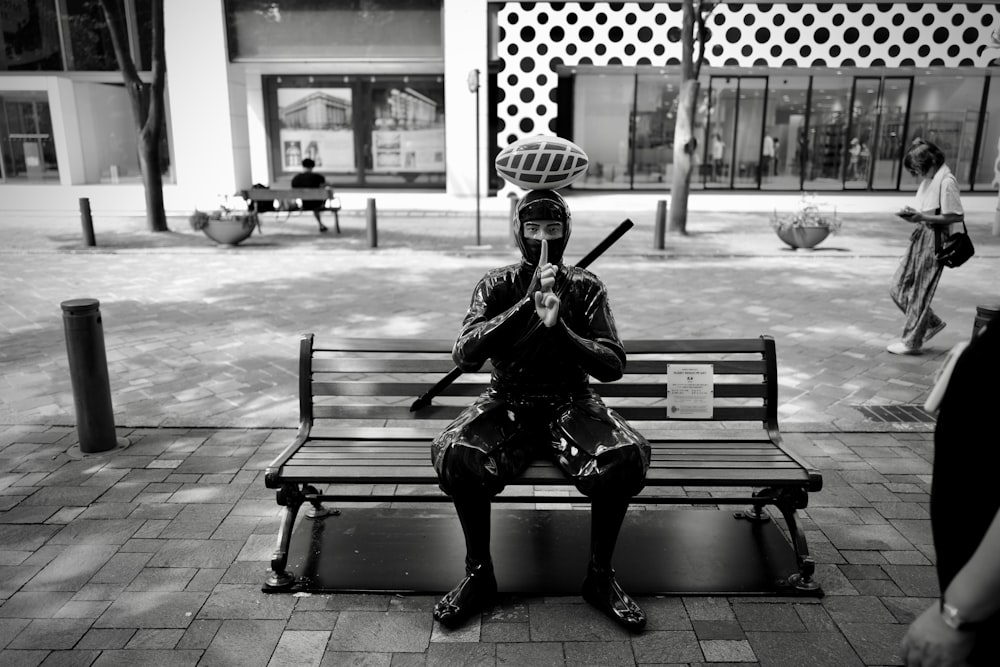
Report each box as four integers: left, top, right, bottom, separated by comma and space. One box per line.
430, 189, 652, 632
291, 158, 331, 233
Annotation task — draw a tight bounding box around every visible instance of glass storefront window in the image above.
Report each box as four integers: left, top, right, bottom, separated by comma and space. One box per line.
632, 73, 677, 190
909, 74, 985, 188
705, 76, 737, 189
72, 81, 173, 184
733, 78, 766, 189
803, 76, 853, 191
1, 0, 62, 70
574, 73, 634, 189
762, 76, 810, 191
267, 75, 444, 187
0, 91, 59, 181
64, 0, 117, 71
225, 0, 443, 61
973, 76, 999, 191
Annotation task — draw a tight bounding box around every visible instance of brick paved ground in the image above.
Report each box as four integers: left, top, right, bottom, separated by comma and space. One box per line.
1, 196, 998, 665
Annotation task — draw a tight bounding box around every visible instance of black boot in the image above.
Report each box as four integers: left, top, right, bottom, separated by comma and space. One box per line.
583, 498, 646, 631
582, 564, 646, 631
433, 557, 498, 629
434, 495, 496, 629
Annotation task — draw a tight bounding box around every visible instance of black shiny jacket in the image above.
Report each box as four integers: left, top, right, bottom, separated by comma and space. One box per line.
452, 259, 626, 389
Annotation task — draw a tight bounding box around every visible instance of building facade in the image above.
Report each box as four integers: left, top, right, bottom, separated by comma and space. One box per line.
0, 1, 998, 214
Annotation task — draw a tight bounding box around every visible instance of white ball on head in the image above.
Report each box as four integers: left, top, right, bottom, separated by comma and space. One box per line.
495, 135, 589, 190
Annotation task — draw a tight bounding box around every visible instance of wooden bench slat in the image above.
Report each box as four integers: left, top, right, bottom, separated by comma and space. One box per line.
311, 381, 769, 399
312, 404, 769, 422
310, 337, 769, 355
312, 358, 768, 375
304, 426, 777, 441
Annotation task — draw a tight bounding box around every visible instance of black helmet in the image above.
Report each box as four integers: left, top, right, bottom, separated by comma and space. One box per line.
514, 190, 572, 266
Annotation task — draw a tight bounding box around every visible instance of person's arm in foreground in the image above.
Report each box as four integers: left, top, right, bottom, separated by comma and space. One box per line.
900, 505, 1000, 665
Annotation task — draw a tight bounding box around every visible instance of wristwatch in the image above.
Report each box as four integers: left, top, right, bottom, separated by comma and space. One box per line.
940, 600, 979, 632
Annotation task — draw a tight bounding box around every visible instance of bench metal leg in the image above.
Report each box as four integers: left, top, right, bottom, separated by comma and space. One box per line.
303, 484, 337, 519
263, 483, 304, 592
332, 210, 340, 234
739, 487, 820, 593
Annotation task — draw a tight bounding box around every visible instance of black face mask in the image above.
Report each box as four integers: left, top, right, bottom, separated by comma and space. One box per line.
514, 198, 572, 266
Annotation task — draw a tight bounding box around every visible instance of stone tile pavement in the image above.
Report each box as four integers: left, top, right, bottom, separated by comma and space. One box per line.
1, 195, 999, 665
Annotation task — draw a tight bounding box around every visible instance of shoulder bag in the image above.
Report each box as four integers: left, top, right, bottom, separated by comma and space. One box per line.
932, 177, 974, 268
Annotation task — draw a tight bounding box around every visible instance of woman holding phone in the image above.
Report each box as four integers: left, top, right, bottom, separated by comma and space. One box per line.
887, 138, 965, 355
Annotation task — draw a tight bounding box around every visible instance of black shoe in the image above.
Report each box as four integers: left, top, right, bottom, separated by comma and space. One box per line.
433, 562, 497, 629
318, 224, 328, 233
582, 567, 646, 632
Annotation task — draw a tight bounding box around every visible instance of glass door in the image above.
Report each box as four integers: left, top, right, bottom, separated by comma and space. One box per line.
845, 77, 880, 189
873, 77, 911, 190
573, 72, 635, 189
0, 92, 59, 182
705, 76, 738, 189
632, 73, 678, 190
733, 77, 767, 189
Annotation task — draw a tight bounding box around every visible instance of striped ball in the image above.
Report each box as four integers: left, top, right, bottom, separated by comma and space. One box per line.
495, 135, 589, 190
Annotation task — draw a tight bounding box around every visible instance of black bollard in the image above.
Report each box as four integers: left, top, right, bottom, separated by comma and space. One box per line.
80, 197, 96, 247
366, 198, 378, 248
654, 199, 668, 250
61, 299, 116, 453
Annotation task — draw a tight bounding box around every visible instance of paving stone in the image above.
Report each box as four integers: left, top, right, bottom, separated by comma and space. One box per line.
851, 579, 904, 596
838, 622, 907, 665
691, 620, 745, 640
731, 602, 805, 632
125, 567, 197, 592
700, 639, 756, 662
820, 524, 913, 551
75, 627, 136, 650
631, 630, 703, 663
745, 631, 864, 666
495, 641, 564, 665
682, 598, 735, 621
0, 618, 31, 649
328, 611, 431, 653
528, 601, 623, 641
70, 583, 126, 602
479, 621, 529, 643
146, 539, 243, 569
1, 505, 60, 524
562, 640, 634, 666
175, 618, 221, 650
794, 604, 838, 632
19, 487, 104, 507
37, 649, 102, 666
52, 600, 111, 619
286, 611, 339, 631
90, 649, 202, 666
319, 652, 390, 667
821, 596, 897, 625
198, 583, 296, 620
186, 568, 225, 592
882, 597, 933, 625
426, 643, 496, 667
430, 616, 480, 643
23, 545, 121, 591
200, 619, 284, 667
157, 505, 233, 540
125, 628, 185, 649
0, 648, 48, 666
268, 630, 329, 667
640, 597, 692, 631
881, 565, 940, 597
0, 592, 76, 619
94, 591, 209, 629
174, 455, 251, 475
1, 565, 42, 599
48, 519, 144, 546
8, 618, 92, 649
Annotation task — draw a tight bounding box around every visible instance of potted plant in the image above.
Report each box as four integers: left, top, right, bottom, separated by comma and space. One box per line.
189, 198, 258, 246
771, 193, 841, 250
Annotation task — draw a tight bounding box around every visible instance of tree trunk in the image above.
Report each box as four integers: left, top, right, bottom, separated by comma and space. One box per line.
668, 79, 699, 235
100, 0, 168, 232
667, 0, 699, 235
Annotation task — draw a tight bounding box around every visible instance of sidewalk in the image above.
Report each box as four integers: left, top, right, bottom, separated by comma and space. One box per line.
1, 199, 999, 665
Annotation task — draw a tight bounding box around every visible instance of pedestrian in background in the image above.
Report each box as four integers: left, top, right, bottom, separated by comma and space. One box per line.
900, 321, 1000, 665
887, 138, 964, 355
291, 158, 333, 233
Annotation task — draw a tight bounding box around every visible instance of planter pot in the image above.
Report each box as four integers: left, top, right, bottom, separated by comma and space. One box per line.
776, 225, 831, 250
201, 215, 257, 246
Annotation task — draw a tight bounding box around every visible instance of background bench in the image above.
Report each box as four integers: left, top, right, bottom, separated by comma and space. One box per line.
263, 335, 823, 595
241, 187, 341, 232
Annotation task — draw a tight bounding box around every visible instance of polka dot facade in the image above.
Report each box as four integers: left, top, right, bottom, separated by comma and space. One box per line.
497, 2, 1000, 149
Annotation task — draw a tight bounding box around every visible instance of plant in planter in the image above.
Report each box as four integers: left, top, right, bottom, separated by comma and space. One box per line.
771, 193, 841, 250
189, 199, 258, 246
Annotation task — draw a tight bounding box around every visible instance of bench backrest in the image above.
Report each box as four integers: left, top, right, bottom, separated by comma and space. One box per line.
300, 335, 779, 434
243, 187, 333, 201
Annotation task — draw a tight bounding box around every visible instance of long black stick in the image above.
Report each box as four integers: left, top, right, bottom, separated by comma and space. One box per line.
410, 219, 634, 412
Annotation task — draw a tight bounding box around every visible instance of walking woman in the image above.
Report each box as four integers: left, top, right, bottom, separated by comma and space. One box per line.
887, 139, 965, 355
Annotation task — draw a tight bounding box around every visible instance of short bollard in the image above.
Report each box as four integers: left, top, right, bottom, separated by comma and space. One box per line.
61, 298, 116, 453
366, 198, 378, 248
654, 199, 668, 250
80, 197, 96, 247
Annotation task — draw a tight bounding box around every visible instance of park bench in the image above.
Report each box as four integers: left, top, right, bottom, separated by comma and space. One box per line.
241, 187, 341, 232
262, 335, 823, 597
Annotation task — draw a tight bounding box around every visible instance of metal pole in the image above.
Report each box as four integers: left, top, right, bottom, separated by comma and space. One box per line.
366, 198, 378, 248
80, 198, 96, 247
61, 298, 116, 453
475, 71, 481, 246
654, 199, 668, 250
